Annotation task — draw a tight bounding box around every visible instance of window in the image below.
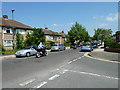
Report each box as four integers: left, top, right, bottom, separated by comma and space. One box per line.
4, 28, 13, 34
4, 40, 13, 46
17, 29, 25, 34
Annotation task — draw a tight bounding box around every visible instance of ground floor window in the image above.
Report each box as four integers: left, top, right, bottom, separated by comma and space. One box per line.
4, 40, 13, 46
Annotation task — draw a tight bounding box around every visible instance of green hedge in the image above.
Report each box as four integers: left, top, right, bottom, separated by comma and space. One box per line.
45, 40, 56, 49
104, 39, 120, 48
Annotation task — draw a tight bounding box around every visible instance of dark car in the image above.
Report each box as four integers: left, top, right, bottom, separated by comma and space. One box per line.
70, 43, 77, 49
91, 42, 98, 48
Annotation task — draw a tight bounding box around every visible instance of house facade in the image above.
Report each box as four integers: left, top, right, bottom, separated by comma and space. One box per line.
0, 15, 67, 50
0, 15, 33, 50
43, 28, 67, 44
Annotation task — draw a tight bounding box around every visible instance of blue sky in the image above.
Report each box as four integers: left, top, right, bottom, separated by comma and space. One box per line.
2, 2, 118, 36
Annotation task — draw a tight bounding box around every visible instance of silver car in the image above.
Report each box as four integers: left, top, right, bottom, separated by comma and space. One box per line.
15, 46, 37, 57
51, 44, 66, 51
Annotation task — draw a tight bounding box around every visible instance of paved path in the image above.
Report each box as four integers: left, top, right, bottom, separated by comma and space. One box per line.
89, 48, 119, 62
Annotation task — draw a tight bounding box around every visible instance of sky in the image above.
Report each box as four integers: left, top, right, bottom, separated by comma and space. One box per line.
1, 2, 118, 36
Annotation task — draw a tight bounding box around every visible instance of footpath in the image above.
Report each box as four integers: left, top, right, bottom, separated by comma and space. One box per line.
0, 47, 70, 60
88, 47, 119, 62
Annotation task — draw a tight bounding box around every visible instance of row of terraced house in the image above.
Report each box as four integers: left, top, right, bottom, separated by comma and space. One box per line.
0, 15, 67, 50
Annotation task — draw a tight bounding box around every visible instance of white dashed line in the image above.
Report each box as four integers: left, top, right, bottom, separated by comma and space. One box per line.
68, 61, 72, 64
78, 57, 81, 59
68, 70, 118, 80
48, 74, 60, 80
73, 59, 78, 61
19, 79, 35, 86
33, 81, 47, 88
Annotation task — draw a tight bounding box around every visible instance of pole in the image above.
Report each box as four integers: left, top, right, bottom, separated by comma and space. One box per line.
11, 9, 15, 50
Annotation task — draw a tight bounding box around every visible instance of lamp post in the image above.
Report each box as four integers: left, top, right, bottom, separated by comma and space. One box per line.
11, 9, 15, 20
11, 9, 15, 50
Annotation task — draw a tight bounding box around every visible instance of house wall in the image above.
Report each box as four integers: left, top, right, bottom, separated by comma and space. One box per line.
0, 27, 2, 45
1, 27, 29, 50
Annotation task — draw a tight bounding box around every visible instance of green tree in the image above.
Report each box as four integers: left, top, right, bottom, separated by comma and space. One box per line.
16, 32, 24, 49
93, 28, 112, 41
68, 22, 90, 43
24, 28, 45, 47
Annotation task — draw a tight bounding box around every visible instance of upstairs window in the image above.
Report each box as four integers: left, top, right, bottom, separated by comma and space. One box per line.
4, 28, 13, 34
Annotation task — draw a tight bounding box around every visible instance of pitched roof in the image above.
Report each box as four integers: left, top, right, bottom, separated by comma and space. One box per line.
0, 18, 33, 30
42, 29, 60, 36
59, 32, 67, 37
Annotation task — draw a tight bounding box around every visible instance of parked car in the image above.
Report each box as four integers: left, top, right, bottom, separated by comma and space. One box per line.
70, 43, 77, 49
51, 44, 66, 51
15, 46, 38, 57
80, 43, 93, 52
91, 42, 98, 48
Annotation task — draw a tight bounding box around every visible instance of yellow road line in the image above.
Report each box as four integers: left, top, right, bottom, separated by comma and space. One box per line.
84, 52, 120, 64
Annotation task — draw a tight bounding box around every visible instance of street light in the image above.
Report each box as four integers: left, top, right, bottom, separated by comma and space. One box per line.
11, 9, 15, 20
11, 9, 15, 50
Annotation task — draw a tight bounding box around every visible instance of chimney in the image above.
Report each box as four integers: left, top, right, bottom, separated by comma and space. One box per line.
62, 31, 64, 33
45, 27, 48, 29
3, 15, 8, 19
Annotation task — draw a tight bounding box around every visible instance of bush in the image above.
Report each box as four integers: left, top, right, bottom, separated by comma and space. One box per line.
45, 40, 56, 49
104, 39, 120, 48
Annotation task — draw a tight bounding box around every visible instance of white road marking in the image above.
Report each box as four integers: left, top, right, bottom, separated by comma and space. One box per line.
78, 57, 81, 59
68, 61, 72, 64
82, 56, 84, 57
56, 68, 60, 70
34, 81, 47, 88
73, 59, 78, 61
48, 74, 60, 80
19, 79, 35, 86
67, 69, 118, 80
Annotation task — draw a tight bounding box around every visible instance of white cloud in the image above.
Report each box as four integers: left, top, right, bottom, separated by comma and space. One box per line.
98, 23, 109, 27
106, 13, 118, 22
52, 24, 57, 26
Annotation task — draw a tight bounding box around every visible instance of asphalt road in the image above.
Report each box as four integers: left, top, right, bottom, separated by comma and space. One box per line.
2, 48, 118, 88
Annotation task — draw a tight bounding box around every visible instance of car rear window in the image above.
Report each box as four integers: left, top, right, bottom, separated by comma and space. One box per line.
83, 43, 91, 46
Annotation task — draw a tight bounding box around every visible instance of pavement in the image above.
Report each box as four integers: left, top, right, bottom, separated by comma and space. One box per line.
88, 48, 119, 62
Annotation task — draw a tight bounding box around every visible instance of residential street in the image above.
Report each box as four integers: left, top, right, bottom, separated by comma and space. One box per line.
2, 48, 118, 88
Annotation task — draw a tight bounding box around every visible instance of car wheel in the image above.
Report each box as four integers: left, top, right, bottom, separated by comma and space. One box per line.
26, 52, 30, 57
36, 52, 41, 58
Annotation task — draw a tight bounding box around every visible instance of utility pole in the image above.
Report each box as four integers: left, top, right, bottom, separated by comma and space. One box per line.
11, 9, 15, 50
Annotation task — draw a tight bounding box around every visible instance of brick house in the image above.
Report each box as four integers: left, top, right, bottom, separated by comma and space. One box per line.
42, 28, 67, 44
0, 15, 67, 50
0, 15, 33, 50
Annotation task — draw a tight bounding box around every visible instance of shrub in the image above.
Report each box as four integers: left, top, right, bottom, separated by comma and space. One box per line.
45, 40, 56, 49
104, 39, 120, 48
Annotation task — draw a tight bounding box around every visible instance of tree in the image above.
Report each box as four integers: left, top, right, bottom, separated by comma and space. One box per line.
68, 22, 90, 43
16, 32, 24, 49
24, 28, 45, 47
93, 28, 112, 41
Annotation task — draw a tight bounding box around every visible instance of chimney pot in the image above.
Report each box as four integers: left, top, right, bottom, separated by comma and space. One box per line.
3, 15, 8, 19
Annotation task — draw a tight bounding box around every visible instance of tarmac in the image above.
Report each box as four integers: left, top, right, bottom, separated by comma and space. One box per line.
0, 47, 70, 60
0, 46, 119, 62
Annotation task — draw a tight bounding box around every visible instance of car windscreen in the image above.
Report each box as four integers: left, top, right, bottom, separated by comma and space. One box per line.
24, 47, 31, 49
91, 43, 97, 45
83, 43, 91, 46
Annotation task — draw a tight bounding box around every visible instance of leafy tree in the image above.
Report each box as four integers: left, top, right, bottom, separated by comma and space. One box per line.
93, 28, 112, 41
24, 28, 45, 47
16, 32, 24, 49
68, 22, 90, 43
